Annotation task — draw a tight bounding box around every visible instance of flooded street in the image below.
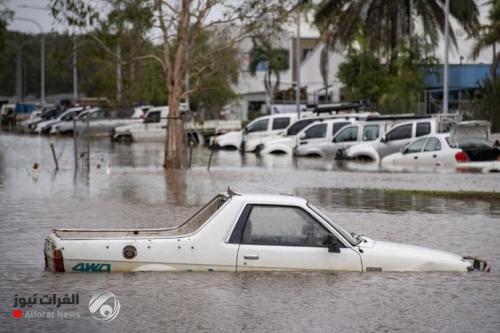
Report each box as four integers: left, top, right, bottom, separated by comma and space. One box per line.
1, 133, 500, 332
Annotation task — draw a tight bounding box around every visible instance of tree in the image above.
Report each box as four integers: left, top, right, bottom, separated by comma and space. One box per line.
0, 0, 12, 51
472, 0, 500, 82
315, 0, 480, 68
51, 0, 292, 169
249, 38, 289, 111
472, 1, 500, 131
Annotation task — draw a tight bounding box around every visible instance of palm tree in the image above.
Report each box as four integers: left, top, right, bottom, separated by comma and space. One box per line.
472, 0, 500, 82
249, 38, 289, 112
315, 0, 480, 67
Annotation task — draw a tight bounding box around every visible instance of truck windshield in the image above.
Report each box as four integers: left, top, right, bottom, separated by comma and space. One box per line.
307, 203, 360, 246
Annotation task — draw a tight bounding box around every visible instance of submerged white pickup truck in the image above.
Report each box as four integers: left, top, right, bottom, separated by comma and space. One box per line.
44, 191, 490, 273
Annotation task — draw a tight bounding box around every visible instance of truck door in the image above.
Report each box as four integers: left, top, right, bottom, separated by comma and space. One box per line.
234, 205, 362, 271
379, 123, 413, 159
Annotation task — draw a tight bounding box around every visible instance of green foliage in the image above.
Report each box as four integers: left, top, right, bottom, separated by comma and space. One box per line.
338, 38, 435, 113
337, 48, 388, 105
0, 0, 12, 51
249, 37, 289, 103
476, 78, 500, 132
189, 30, 239, 118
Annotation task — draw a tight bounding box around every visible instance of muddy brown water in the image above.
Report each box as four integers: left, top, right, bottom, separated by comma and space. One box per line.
1, 133, 499, 332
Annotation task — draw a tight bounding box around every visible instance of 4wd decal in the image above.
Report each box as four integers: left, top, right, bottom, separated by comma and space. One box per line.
72, 263, 111, 272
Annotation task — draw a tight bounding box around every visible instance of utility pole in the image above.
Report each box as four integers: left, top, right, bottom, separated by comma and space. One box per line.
13, 17, 45, 105
73, 34, 78, 104
15, 45, 23, 102
295, 11, 301, 119
116, 44, 123, 106
443, 0, 450, 113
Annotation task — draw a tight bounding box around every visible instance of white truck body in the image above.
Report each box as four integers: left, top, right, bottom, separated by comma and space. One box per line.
342, 115, 461, 162
212, 114, 300, 151
295, 120, 393, 158
44, 192, 488, 273
261, 118, 354, 156
50, 108, 100, 135
112, 106, 169, 142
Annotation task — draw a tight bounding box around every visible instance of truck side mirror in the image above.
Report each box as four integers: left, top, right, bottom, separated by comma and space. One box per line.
380, 136, 386, 143
323, 234, 341, 253
401, 147, 409, 154
299, 133, 307, 140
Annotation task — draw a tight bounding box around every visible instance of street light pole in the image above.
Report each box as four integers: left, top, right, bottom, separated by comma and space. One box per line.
13, 17, 45, 105
73, 34, 78, 104
295, 11, 301, 119
443, 0, 450, 114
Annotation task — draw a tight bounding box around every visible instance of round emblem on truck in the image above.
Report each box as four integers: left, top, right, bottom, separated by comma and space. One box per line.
122, 245, 137, 259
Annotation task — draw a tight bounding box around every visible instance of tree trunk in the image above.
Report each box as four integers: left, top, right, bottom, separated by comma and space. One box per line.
164, 91, 187, 169
162, 0, 190, 169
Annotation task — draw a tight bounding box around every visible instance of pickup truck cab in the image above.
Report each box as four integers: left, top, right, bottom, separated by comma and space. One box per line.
112, 106, 169, 142
295, 121, 390, 158
263, 118, 353, 156
44, 191, 489, 273
212, 114, 298, 151
342, 119, 436, 162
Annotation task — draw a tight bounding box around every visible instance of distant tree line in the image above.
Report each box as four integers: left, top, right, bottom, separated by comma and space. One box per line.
0, 29, 238, 115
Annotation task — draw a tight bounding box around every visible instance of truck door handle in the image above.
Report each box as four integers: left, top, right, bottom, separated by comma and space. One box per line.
244, 254, 259, 260
413, 156, 418, 159
433, 154, 437, 158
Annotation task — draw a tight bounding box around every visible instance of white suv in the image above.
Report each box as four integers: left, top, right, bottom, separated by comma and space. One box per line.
296, 121, 391, 158
342, 119, 436, 162
212, 113, 299, 151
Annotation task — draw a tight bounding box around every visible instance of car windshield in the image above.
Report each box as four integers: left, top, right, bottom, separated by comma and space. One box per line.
307, 203, 360, 246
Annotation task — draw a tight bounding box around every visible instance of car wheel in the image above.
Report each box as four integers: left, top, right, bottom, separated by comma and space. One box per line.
117, 135, 133, 143
354, 155, 373, 162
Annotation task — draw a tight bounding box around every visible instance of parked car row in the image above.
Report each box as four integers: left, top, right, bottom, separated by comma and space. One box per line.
211, 113, 500, 173
17, 105, 151, 136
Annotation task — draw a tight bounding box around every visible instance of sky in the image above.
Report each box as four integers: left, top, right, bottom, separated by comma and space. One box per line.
6, 0, 497, 63
7, 0, 66, 34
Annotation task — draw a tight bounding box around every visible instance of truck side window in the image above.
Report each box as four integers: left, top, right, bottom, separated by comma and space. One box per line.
286, 119, 315, 136
334, 126, 357, 142
332, 122, 350, 136
241, 205, 333, 247
247, 119, 269, 133
304, 123, 327, 139
145, 111, 161, 123
416, 122, 431, 137
363, 125, 380, 141
386, 124, 412, 141
272, 117, 291, 130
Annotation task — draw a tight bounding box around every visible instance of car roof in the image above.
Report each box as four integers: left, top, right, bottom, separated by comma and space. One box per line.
227, 192, 308, 206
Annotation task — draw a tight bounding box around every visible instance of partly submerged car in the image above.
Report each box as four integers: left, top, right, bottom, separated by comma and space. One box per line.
44, 191, 490, 273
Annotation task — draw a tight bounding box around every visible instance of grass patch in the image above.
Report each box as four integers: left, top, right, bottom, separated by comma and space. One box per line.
383, 189, 500, 201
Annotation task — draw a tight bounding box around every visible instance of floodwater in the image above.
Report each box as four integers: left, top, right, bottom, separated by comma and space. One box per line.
0, 133, 499, 332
